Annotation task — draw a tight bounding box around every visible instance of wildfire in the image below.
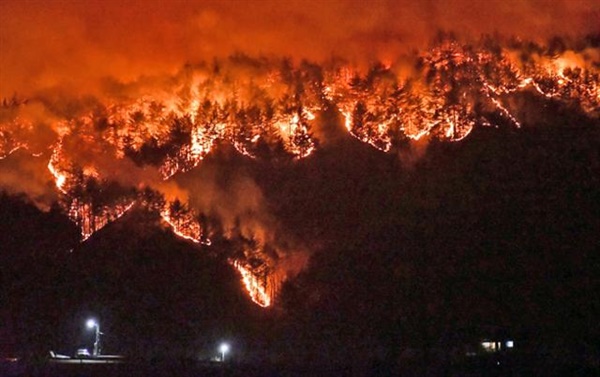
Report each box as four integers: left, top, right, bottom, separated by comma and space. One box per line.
232, 260, 272, 308
275, 110, 317, 158
1, 35, 598, 308
159, 202, 203, 244
47, 142, 68, 193
0, 136, 26, 159
69, 199, 136, 241
0, 114, 36, 159
7, 40, 595, 174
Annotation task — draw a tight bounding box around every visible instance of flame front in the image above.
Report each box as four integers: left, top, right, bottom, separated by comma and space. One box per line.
160, 200, 204, 244
232, 260, 272, 308
70, 199, 136, 241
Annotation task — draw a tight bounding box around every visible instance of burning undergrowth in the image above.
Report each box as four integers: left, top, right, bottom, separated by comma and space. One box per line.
1, 34, 599, 306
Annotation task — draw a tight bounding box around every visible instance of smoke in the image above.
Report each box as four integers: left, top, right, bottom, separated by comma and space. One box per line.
1, 0, 598, 98
1, 0, 598, 305
397, 136, 431, 170
0, 151, 58, 209
177, 158, 276, 245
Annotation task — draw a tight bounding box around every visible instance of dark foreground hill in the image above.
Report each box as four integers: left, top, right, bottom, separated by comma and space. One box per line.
2, 120, 599, 374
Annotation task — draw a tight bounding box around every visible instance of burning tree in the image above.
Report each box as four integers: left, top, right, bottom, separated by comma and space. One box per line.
1, 34, 599, 308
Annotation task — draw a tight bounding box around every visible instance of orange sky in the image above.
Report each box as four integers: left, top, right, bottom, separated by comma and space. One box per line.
1, 0, 598, 98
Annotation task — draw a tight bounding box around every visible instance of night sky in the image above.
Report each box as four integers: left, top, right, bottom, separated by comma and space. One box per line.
1, 0, 599, 373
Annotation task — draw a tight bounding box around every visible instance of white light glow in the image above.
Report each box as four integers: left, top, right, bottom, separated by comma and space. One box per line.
220, 343, 229, 354
219, 342, 230, 362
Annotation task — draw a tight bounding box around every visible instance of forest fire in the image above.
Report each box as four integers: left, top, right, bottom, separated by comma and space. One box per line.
69, 199, 136, 241
47, 144, 68, 194
232, 260, 272, 308
160, 202, 204, 244
1, 31, 599, 307
3, 3, 600, 373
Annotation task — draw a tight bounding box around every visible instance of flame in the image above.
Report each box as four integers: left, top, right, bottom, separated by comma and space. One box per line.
47, 142, 68, 193
1, 36, 599, 308
159, 201, 207, 244
160, 210, 201, 244
232, 260, 272, 308
69, 199, 136, 241
275, 109, 317, 158
0, 135, 26, 159
6, 41, 596, 175
0, 114, 35, 159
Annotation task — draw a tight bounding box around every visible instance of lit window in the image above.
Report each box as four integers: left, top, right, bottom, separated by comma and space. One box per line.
481, 341, 496, 352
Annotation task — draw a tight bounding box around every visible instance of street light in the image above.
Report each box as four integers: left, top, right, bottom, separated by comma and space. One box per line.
219, 343, 229, 362
86, 319, 102, 356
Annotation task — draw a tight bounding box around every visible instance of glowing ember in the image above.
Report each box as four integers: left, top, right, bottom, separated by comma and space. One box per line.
0, 134, 26, 159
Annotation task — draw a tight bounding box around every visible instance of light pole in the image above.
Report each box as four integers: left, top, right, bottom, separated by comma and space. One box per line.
219, 343, 229, 362
86, 319, 102, 356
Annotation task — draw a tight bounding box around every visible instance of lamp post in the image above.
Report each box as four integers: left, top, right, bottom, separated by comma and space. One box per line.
86, 319, 102, 356
219, 343, 229, 362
